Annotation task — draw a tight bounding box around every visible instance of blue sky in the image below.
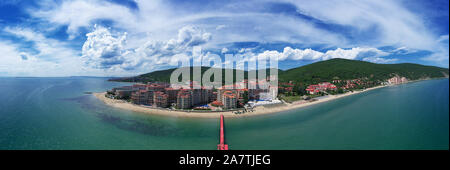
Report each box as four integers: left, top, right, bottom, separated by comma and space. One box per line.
0, 0, 448, 77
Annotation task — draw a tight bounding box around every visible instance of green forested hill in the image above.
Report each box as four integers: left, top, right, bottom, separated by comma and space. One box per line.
109, 66, 281, 83
109, 59, 449, 84
278, 58, 449, 84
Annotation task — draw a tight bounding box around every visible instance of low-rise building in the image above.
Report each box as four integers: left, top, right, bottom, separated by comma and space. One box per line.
306, 82, 337, 94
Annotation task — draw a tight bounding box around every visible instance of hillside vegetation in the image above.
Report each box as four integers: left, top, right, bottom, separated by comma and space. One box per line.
110, 66, 280, 84
278, 58, 449, 84
109, 59, 449, 84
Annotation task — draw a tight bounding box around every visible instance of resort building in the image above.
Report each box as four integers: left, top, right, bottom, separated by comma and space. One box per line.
221, 90, 237, 109
319, 82, 337, 90
306, 82, 337, 94
153, 91, 169, 108
131, 90, 152, 105
201, 88, 212, 104
248, 88, 264, 100
388, 76, 408, 85
218, 89, 235, 102
132, 84, 147, 90
269, 86, 278, 100
146, 83, 166, 92
177, 90, 193, 109
111, 86, 134, 99
110, 81, 249, 110
165, 88, 179, 104
192, 89, 202, 105
211, 91, 218, 102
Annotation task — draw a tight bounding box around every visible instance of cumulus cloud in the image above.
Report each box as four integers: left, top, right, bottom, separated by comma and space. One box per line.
281, 47, 324, 60
81, 25, 212, 71
167, 25, 212, 51
323, 47, 389, 60
81, 25, 127, 69
253, 46, 390, 63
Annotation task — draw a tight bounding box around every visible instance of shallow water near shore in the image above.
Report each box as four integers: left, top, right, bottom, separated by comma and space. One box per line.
0, 77, 448, 149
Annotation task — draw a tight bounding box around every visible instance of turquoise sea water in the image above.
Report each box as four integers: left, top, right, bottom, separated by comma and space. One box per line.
0, 77, 448, 150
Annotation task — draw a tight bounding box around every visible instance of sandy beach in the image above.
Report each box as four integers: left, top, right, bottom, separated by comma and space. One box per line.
92, 84, 388, 118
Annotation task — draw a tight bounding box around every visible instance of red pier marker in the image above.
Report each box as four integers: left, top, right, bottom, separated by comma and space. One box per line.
217, 114, 228, 150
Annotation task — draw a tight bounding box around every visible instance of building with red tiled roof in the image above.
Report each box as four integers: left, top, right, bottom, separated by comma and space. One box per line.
131, 90, 154, 105
165, 88, 179, 104
211, 100, 223, 106
153, 91, 169, 108
222, 90, 237, 109
177, 90, 192, 109
306, 82, 337, 94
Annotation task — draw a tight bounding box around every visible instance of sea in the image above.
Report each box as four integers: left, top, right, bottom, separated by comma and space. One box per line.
0, 77, 448, 150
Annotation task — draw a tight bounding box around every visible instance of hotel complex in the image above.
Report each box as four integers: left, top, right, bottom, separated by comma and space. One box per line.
107, 79, 279, 110
106, 73, 413, 111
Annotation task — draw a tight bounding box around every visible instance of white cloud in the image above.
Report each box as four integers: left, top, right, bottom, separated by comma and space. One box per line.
437, 35, 449, 43
422, 34, 449, 67
30, 0, 345, 47
81, 25, 127, 69
4, 27, 79, 62
81, 25, 212, 71
216, 25, 226, 30
0, 40, 83, 77
362, 57, 398, 64
255, 47, 323, 61
0, 27, 122, 77
323, 47, 389, 60
285, 0, 438, 50
221, 47, 228, 54
170, 25, 212, 49
25, 0, 447, 54
2, 0, 446, 77
31, 0, 138, 38
0, 41, 27, 76
391, 46, 418, 55
29, 0, 422, 65
281, 47, 324, 60
254, 46, 390, 62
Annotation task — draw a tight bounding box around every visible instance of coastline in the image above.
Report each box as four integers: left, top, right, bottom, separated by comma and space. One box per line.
93, 84, 388, 118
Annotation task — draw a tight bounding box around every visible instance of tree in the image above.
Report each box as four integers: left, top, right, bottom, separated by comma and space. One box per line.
295, 84, 306, 96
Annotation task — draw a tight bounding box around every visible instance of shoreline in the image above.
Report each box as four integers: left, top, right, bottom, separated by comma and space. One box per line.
92, 84, 389, 119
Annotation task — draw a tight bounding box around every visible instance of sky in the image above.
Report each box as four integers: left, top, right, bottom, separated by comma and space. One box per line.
0, 0, 448, 77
